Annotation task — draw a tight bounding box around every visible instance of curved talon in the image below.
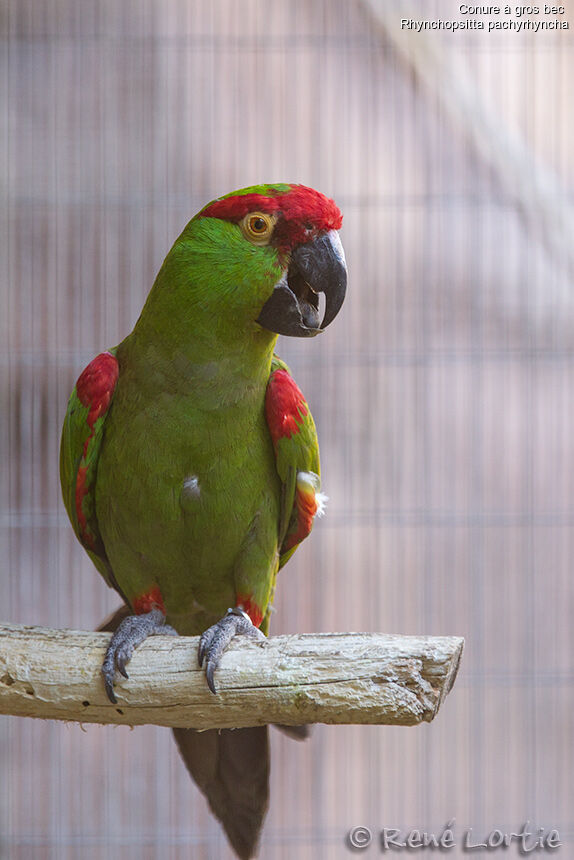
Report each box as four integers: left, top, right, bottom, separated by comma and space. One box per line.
102, 656, 119, 704
117, 660, 130, 679
197, 625, 217, 668
198, 607, 266, 695
205, 661, 218, 695
102, 607, 178, 703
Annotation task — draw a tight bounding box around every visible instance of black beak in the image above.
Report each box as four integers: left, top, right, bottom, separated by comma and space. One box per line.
257, 230, 347, 337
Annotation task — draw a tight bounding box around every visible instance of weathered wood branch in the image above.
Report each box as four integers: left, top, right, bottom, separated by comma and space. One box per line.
0, 623, 463, 730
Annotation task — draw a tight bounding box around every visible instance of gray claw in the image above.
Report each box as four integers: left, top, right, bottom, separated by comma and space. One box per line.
102, 607, 178, 703
198, 607, 266, 695
117, 660, 130, 679
205, 660, 217, 695
102, 659, 118, 705
198, 626, 216, 668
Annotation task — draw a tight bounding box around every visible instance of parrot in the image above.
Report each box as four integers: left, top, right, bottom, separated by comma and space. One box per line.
59, 183, 347, 859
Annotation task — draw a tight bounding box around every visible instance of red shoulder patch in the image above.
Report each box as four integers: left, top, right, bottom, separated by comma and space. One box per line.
74, 351, 119, 548
76, 351, 119, 430
265, 368, 308, 446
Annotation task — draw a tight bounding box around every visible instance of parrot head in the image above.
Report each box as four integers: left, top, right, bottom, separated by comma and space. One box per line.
197, 183, 347, 337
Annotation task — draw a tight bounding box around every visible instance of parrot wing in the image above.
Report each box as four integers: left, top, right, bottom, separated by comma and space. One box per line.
59, 350, 121, 591
265, 355, 324, 570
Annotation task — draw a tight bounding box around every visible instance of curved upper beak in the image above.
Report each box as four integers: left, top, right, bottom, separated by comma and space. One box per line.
257, 230, 347, 338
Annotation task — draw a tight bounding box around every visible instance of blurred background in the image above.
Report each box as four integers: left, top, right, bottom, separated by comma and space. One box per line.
2, 0, 573, 856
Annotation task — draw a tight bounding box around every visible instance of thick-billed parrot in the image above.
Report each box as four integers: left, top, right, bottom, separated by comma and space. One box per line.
60, 183, 347, 858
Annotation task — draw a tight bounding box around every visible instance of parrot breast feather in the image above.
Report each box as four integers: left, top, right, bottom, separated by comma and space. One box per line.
265, 357, 324, 569
59, 350, 119, 588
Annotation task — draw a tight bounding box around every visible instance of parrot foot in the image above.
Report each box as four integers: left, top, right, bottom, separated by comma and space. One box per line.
198, 607, 266, 695
102, 607, 178, 704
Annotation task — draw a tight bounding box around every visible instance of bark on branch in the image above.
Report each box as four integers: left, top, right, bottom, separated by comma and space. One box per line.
0, 623, 463, 730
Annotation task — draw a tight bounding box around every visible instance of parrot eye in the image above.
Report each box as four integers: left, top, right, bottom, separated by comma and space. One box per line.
250, 216, 267, 233
241, 212, 276, 245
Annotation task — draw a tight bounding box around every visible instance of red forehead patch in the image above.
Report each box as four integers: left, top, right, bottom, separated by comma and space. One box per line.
200, 184, 342, 246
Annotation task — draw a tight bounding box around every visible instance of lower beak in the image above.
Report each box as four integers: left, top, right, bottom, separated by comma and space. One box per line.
257, 230, 347, 338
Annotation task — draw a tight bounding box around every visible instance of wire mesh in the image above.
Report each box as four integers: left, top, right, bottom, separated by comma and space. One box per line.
2, 0, 574, 857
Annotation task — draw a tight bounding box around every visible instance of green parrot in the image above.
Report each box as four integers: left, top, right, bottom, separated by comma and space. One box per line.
60, 183, 347, 859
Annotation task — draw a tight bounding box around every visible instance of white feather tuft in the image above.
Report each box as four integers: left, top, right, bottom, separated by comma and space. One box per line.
315, 492, 328, 517
296, 471, 327, 517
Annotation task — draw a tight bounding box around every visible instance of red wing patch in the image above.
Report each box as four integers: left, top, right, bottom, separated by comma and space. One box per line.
76, 351, 119, 430
74, 351, 118, 548
265, 368, 309, 447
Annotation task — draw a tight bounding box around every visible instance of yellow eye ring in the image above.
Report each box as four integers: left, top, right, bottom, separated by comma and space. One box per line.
241, 211, 275, 245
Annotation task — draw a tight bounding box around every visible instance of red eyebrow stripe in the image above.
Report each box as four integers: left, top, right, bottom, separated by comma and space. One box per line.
201, 194, 280, 221
200, 185, 342, 234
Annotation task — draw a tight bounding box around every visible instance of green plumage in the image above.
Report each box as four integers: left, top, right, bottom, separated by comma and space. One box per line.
60, 183, 346, 860
60, 187, 327, 634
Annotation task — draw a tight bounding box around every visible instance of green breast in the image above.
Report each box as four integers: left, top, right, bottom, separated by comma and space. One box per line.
95, 337, 281, 635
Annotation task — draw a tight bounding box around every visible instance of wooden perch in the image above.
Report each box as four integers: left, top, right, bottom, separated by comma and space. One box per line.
0, 623, 463, 730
